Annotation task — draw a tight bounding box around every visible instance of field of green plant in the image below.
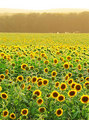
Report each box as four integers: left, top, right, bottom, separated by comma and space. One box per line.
0, 33, 89, 120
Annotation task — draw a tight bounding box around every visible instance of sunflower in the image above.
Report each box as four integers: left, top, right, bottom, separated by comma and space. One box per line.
32, 76, 37, 83
75, 59, 79, 62
39, 107, 46, 112
2, 110, 9, 117
65, 75, 69, 81
21, 83, 25, 90
17, 75, 24, 82
44, 68, 48, 73
0, 74, 5, 80
57, 95, 65, 102
60, 83, 67, 90
37, 81, 43, 87
37, 77, 43, 82
10, 113, 16, 119
38, 57, 41, 61
1, 93, 8, 99
74, 84, 82, 92
55, 82, 59, 88
21, 109, 28, 116
78, 64, 82, 70
66, 56, 71, 60
5, 69, 9, 75
68, 73, 72, 77
64, 62, 69, 69
68, 79, 73, 85
80, 95, 89, 104
68, 90, 77, 97
37, 98, 43, 105
84, 82, 89, 89
51, 71, 57, 77
27, 85, 31, 90
43, 79, 48, 86
71, 82, 76, 89
44, 60, 49, 65
55, 108, 63, 117
33, 90, 41, 97
0, 86, 2, 91
87, 68, 89, 73
54, 58, 58, 64
85, 77, 89, 81
30, 66, 34, 70
26, 76, 31, 82
51, 91, 59, 98
41, 53, 45, 57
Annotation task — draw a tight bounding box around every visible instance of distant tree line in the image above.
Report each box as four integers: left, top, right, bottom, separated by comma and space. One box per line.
0, 12, 89, 33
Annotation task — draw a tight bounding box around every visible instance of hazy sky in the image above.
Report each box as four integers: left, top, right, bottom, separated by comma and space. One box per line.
0, 0, 89, 10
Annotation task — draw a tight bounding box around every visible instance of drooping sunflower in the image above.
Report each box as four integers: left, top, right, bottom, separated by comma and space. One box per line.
80, 95, 89, 104
74, 84, 82, 92
43, 79, 48, 86
0, 74, 5, 80
10, 113, 16, 119
68, 90, 77, 97
21, 108, 28, 116
44, 68, 48, 73
33, 90, 41, 97
27, 85, 31, 90
60, 83, 67, 90
51, 71, 57, 77
55, 108, 63, 117
57, 95, 65, 102
53, 58, 58, 64
32, 76, 37, 83
37, 98, 43, 105
1, 92, 8, 99
39, 107, 46, 113
51, 91, 59, 98
64, 62, 69, 69
2, 110, 9, 117
55, 82, 60, 88
17, 75, 24, 82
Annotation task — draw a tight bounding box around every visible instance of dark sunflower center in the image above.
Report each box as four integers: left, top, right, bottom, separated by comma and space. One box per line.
2, 94, 6, 98
38, 81, 42, 85
56, 83, 59, 86
23, 65, 26, 68
53, 92, 58, 97
38, 99, 42, 103
4, 111, 8, 115
23, 110, 27, 114
57, 110, 61, 115
69, 80, 72, 84
33, 78, 36, 82
76, 85, 81, 90
65, 64, 68, 68
1, 75, 4, 78
35, 91, 40, 96
19, 77, 22, 80
58, 96, 63, 100
82, 97, 88, 102
11, 114, 15, 118
61, 84, 66, 89
71, 84, 75, 88
53, 72, 56, 76
40, 108, 45, 112
70, 91, 75, 96
43, 80, 47, 84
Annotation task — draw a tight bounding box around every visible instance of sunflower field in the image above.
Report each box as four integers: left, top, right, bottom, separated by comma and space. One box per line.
0, 33, 89, 120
